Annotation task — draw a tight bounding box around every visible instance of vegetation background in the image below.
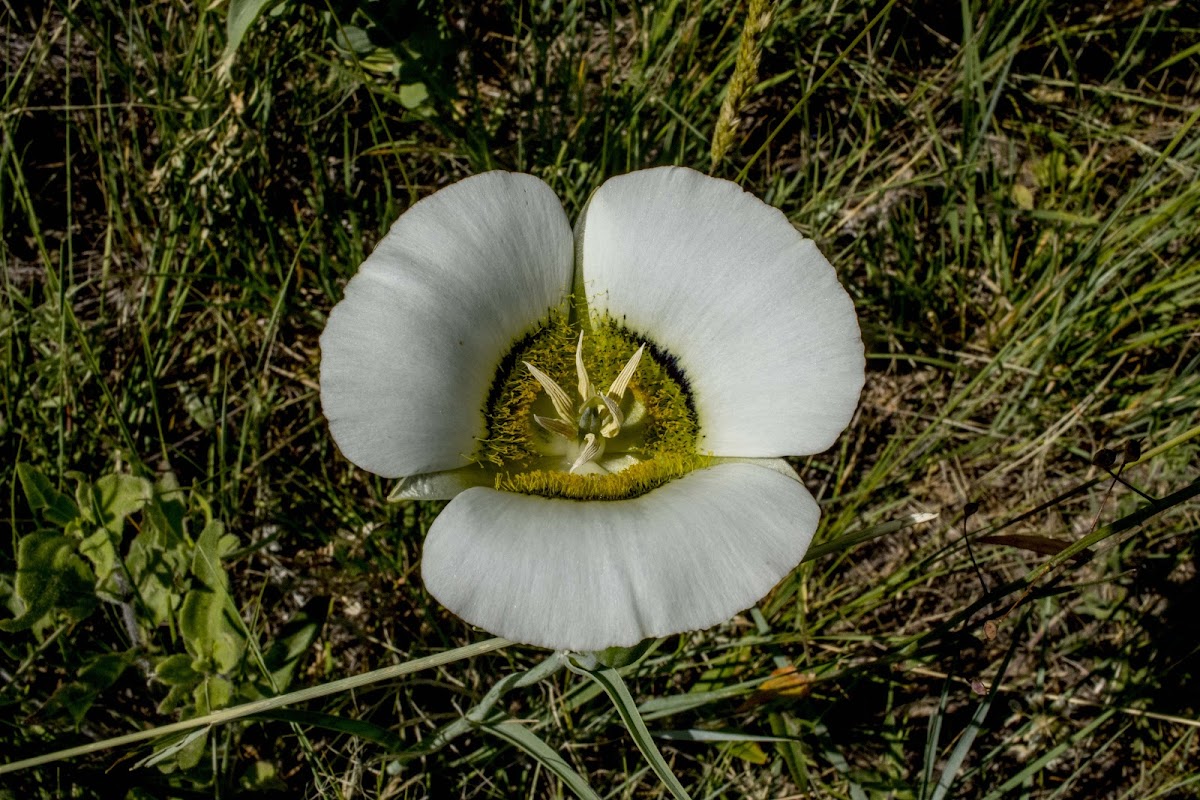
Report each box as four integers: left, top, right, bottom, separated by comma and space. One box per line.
2, 0, 1198, 797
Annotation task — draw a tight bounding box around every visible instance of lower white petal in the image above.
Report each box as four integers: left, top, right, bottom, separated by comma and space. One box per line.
321, 172, 573, 478
421, 463, 819, 651
577, 167, 864, 457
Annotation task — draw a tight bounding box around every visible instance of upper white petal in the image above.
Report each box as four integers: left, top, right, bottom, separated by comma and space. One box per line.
577, 167, 865, 457
320, 172, 573, 477
421, 463, 819, 651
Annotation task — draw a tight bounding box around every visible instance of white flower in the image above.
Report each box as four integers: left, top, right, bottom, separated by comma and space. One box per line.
320, 167, 864, 651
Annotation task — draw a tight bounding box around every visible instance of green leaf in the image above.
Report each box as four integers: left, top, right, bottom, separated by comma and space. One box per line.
193, 674, 234, 714
16, 463, 79, 527
333, 24, 374, 55
261, 597, 328, 693
78, 528, 119, 596
179, 521, 245, 673
728, 740, 769, 765
146, 477, 187, 540
155, 653, 202, 687
0, 531, 96, 632
47, 651, 133, 726
218, 0, 278, 79
481, 719, 602, 800
595, 637, 655, 669
191, 520, 236, 590
179, 585, 245, 674
126, 510, 189, 628
156, 683, 193, 715
91, 474, 153, 534
398, 82, 428, 110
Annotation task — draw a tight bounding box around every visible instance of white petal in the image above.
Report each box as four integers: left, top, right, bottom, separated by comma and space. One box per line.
321, 172, 573, 477
577, 167, 864, 457
710, 456, 802, 482
421, 463, 819, 650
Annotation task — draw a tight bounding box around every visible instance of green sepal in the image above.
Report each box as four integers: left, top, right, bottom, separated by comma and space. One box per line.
594, 637, 656, 669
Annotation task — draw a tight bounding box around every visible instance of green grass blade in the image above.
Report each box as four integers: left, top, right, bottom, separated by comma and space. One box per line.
567, 659, 693, 800
931, 615, 1025, 800
481, 719, 602, 800
0, 637, 511, 775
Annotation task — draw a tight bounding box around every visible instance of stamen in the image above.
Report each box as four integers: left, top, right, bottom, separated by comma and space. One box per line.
599, 394, 623, 438
534, 414, 577, 440
607, 344, 645, 400
524, 361, 575, 423
575, 332, 594, 402
570, 433, 603, 474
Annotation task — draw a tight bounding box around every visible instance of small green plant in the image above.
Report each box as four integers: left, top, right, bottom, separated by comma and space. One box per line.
4, 465, 322, 774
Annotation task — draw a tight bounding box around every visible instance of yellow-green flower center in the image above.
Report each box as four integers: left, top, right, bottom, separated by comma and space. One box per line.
476, 313, 706, 500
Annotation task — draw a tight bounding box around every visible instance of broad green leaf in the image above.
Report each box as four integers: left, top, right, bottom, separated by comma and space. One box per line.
398, 82, 428, 110
91, 474, 153, 534
126, 511, 188, 627
156, 653, 202, 687
193, 674, 234, 714
70, 474, 151, 597
179, 585, 245, 674
146, 477, 187, 540
47, 651, 133, 726
179, 522, 244, 673
157, 683, 193, 715
595, 637, 655, 669
261, 597, 328, 693
333, 24, 374, 54
728, 740, 769, 765
16, 463, 79, 526
79, 528, 119, 596
481, 719, 601, 800
191, 520, 236, 590
0, 531, 96, 632
218, 0, 277, 79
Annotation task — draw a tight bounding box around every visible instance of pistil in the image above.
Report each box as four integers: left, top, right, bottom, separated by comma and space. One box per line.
525, 333, 645, 473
